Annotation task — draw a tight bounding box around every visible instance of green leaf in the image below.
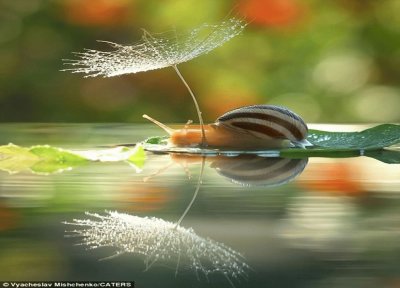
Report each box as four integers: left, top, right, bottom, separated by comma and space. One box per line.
143, 136, 168, 145
307, 124, 400, 149
0, 144, 39, 173
127, 145, 146, 169
280, 148, 361, 159
29, 145, 88, 174
0, 144, 148, 174
365, 149, 400, 164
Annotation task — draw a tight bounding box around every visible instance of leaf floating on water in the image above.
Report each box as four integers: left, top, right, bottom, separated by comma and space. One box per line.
0, 144, 84, 174
307, 124, 400, 149
0, 144, 146, 174
143, 136, 169, 145
74, 145, 144, 162
29, 145, 88, 174
365, 149, 400, 164
127, 145, 146, 170
0, 144, 39, 174
62, 18, 246, 77
64, 211, 250, 282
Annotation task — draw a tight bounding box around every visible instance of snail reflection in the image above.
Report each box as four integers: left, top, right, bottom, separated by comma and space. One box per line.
147, 153, 308, 187
210, 155, 308, 187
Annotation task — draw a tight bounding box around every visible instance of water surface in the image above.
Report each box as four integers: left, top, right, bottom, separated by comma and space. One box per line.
0, 123, 400, 288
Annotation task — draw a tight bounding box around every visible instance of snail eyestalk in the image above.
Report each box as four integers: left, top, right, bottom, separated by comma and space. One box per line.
143, 114, 175, 135
172, 65, 207, 147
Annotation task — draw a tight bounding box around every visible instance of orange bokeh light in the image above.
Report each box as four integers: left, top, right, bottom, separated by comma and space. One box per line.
299, 162, 365, 196
120, 184, 172, 212
61, 0, 132, 26
238, 0, 306, 28
202, 90, 259, 120
0, 204, 20, 231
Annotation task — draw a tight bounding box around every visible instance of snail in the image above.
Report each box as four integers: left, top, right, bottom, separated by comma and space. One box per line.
143, 105, 310, 149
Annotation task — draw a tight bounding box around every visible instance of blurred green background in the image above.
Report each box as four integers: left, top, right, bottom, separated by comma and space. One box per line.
0, 0, 399, 123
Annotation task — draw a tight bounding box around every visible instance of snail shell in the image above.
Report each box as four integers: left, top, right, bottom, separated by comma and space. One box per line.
144, 104, 309, 149
217, 105, 308, 142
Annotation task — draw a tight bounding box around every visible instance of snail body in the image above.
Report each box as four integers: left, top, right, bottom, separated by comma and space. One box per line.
144, 105, 310, 149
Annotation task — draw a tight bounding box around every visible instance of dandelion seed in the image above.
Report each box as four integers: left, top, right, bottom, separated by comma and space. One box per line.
64, 211, 250, 282
62, 18, 245, 77
62, 18, 246, 147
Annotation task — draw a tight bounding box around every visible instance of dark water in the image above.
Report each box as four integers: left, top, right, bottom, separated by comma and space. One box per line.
1, 124, 400, 288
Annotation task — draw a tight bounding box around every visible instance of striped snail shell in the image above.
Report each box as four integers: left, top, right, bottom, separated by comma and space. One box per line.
214, 105, 309, 149
143, 104, 310, 149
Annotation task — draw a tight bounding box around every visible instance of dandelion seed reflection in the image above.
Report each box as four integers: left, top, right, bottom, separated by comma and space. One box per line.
64, 211, 250, 282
